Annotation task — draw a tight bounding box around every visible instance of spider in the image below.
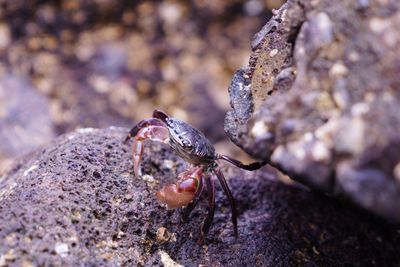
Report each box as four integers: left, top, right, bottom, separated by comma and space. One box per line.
124, 110, 266, 241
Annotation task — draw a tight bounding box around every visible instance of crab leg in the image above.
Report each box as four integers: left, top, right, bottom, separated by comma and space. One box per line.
200, 175, 215, 242
182, 174, 205, 222
130, 125, 169, 177
217, 154, 267, 171
124, 118, 166, 144
152, 109, 169, 123
214, 169, 238, 236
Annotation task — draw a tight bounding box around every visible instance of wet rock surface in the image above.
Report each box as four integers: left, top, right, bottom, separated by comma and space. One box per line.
225, 0, 400, 223
1, 128, 400, 266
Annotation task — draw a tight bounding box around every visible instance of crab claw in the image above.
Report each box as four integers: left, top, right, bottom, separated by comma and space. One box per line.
132, 139, 144, 177
125, 125, 169, 177
156, 180, 197, 209
156, 167, 203, 209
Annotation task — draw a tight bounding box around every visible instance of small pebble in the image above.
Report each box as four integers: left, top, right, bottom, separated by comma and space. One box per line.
124, 193, 133, 200
159, 250, 183, 267
269, 49, 278, 57
329, 62, 348, 77
54, 243, 69, 257
156, 227, 177, 243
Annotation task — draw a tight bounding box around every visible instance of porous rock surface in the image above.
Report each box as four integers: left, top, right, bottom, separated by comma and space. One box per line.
0, 128, 399, 266
225, 0, 400, 223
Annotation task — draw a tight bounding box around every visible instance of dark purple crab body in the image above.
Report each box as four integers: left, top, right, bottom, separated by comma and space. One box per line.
124, 109, 266, 242
165, 118, 216, 165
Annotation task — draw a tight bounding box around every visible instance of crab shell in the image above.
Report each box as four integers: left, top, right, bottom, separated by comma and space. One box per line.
164, 118, 216, 165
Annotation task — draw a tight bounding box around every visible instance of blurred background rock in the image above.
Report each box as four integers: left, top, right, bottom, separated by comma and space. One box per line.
0, 0, 285, 173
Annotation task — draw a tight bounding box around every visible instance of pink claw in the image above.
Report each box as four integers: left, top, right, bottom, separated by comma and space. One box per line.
156, 167, 203, 209
132, 126, 169, 177
133, 139, 144, 177
156, 182, 196, 209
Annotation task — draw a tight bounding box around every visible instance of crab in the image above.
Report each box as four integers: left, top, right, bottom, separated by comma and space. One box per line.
124, 110, 266, 241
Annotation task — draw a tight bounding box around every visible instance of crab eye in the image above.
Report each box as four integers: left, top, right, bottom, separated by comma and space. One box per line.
166, 120, 174, 128
182, 140, 193, 150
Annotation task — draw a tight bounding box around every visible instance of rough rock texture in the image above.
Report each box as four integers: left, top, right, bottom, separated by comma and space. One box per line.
225, 0, 400, 223
1, 128, 400, 266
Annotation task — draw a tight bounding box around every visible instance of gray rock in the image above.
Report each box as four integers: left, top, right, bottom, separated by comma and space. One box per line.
0, 127, 399, 266
225, 0, 400, 223
0, 74, 55, 172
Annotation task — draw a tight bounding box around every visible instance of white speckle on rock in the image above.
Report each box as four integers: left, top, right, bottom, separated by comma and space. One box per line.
281, 8, 289, 23
329, 62, 348, 77
162, 160, 174, 170
0, 249, 16, 266
369, 17, 398, 47
315, 118, 339, 145
55, 242, 69, 258
336, 116, 365, 155
394, 163, 400, 182
237, 80, 250, 92
316, 12, 332, 32
309, 12, 333, 48
156, 227, 177, 243
0, 254, 5, 267
23, 165, 38, 176
275, 67, 295, 84
383, 30, 398, 47
274, 133, 331, 166
311, 141, 331, 162
333, 80, 350, 109
142, 174, 157, 183
251, 121, 273, 140
0, 182, 18, 201
304, 132, 313, 142
296, 45, 306, 58
269, 49, 278, 57
67, 134, 76, 140
244, 0, 263, 16
271, 145, 285, 162
159, 250, 183, 267
364, 92, 376, 103
0, 23, 11, 50
121, 172, 130, 178
351, 102, 370, 116
291, 144, 306, 161
348, 51, 360, 62
76, 128, 96, 134
159, 2, 182, 25
369, 17, 390, 34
